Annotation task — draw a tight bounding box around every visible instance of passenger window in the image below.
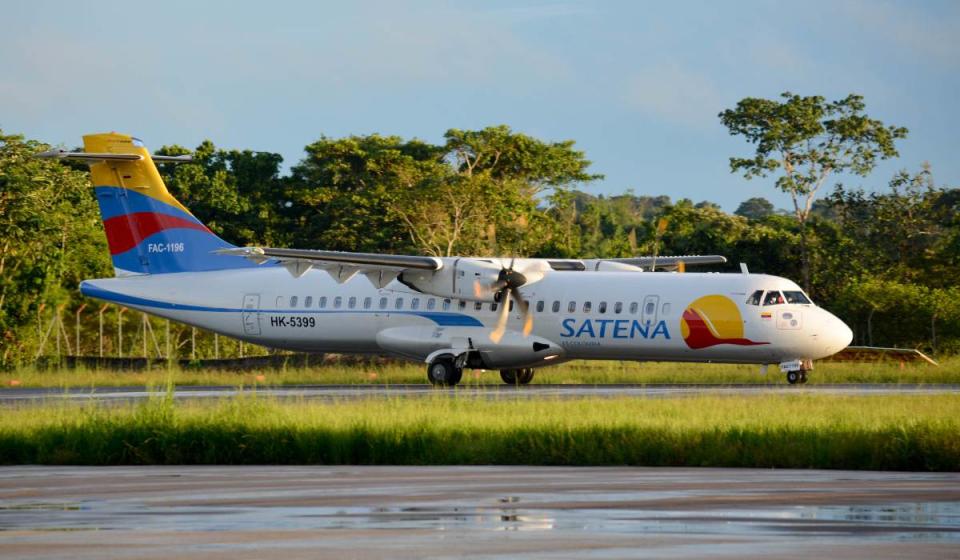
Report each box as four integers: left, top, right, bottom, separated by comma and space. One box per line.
427, 298, 436, 310
662, 303, 671, 316
491, 302, 498, 312
598, 301, 607, 314
333, 296, 342, 309
304, 296, 313, 308
746, 290, 764, 306
568, 301, 576, 313
348, 296, 356, 309
763, 291, 785, 306
474, 301, 482, 311
363, 297, 372, 309
442, 299, 451, 310
583, 301, 592, 313
509, 300, 515, 312
629, 302, 639, 314
411, 297, 420, 310
395, 298, 404, 310
552, 301, 560, 313
289, 296, 298, 308
783, 291, 812, 304
645, 302, 655, 315
536, 300, 544, 313
614, 302, 623, 314
379, 297, 388, 309
319, 296, 327, 309
459, 300, 467, 310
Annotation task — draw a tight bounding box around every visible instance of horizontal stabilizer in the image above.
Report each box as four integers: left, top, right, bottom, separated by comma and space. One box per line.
36, 149, 193, 164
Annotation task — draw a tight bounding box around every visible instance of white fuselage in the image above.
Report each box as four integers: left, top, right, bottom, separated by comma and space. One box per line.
80, 267, 853, 369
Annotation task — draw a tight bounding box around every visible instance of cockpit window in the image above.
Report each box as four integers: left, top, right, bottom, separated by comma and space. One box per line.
763, 291, 785, 306
746, 290, 763, 306
783, 291, 811, 304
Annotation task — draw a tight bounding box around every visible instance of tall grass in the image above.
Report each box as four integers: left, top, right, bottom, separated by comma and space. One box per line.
3, 358, 958, 389
1, 393, 957, 470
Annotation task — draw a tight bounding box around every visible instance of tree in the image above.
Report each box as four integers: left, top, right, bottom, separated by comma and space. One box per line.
734, 197, 775, 220
719, 92, 907, 293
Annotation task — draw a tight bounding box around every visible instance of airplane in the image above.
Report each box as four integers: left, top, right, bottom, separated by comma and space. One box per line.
37, 132, 854, 386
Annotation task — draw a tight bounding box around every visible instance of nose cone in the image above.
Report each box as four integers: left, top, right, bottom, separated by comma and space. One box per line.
822, 311, 853, 357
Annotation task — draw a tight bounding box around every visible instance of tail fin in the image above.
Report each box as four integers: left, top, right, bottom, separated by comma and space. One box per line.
83, 132, 256, 275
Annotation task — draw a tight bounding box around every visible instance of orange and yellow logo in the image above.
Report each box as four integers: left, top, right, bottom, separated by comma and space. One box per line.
681, 295, 768, 349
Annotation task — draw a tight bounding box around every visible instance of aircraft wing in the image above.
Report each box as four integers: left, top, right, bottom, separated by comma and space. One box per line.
609, 255, 727, 271
825, 346, 939, 366
216, 246, 441, 287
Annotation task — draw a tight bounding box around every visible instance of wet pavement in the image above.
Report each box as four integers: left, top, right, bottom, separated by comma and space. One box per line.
2, 383, 959, 404
0, 466, 958, 558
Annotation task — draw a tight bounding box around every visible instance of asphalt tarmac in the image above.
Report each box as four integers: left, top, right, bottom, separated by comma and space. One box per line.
0, 466, 957, 559
1, 383, 958, 404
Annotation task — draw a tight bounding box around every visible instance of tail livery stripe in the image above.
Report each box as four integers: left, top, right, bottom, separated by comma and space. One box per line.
82, 132, 264, 275
103, 212, 211, 255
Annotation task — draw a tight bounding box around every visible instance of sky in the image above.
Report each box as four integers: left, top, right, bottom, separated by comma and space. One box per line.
2, 0, 958, 211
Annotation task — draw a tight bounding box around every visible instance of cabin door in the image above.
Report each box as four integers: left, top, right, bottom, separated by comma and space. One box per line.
241, 293, 261, 335
642, 295, 660, 326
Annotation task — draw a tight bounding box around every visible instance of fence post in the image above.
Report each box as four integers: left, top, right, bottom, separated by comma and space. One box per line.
142, 313, 148, 358
165, 320, 171, 361
75, 303, 87, 357
98, 304, 108, 358
214, 333, 219, 359
191, 327, 196, 360
118, 307, 127, 358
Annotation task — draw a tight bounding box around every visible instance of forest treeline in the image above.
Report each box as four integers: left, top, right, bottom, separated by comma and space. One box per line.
1, 116, 958, 364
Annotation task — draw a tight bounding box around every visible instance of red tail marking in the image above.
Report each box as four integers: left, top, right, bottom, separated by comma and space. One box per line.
103, 212, 210, 255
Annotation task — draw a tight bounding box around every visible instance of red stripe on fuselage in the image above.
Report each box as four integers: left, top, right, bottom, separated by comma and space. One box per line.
103, 212, 210, 255
682, 308, 768, 349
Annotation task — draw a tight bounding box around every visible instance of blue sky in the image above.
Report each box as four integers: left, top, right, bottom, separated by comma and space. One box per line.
3, 0, 957, 211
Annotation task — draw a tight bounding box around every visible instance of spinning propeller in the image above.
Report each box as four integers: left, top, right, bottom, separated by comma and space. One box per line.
474, 259, 535, 343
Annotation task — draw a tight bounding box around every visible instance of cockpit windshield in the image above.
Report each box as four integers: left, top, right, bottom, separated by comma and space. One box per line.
783, 291, 812, 304
762, 291, 784, 306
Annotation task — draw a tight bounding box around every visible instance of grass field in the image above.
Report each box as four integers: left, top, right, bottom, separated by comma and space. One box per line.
1, 392, 957, 470
3, 357, 958, 388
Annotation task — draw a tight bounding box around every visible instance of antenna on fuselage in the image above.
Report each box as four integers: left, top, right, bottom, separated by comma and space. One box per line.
739, 263, 749, 274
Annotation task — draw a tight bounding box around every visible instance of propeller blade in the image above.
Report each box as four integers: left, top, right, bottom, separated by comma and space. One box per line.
490, 288, 511, 343
512, 290, 534, 337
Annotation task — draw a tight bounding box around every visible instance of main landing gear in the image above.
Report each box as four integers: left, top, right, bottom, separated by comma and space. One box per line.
426, 355, 463, 387
500, 368, 535, 385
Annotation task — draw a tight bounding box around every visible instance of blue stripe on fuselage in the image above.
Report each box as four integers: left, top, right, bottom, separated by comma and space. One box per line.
80, 282, 485, 327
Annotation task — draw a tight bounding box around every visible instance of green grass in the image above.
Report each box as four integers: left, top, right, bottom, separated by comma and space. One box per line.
2, 357, 957, 389
1, 393, 958, 470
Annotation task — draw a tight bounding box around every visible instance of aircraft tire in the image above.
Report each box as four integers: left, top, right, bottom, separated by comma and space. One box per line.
799, 371, 808, 384
500, 369, 518, 385
427, 356, 460, 387
516, 368, 535, 385
786, 370, 801, 385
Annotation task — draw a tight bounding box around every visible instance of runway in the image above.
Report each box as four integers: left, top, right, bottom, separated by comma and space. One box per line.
0, 466, 957, 559
1, 383, 958, 403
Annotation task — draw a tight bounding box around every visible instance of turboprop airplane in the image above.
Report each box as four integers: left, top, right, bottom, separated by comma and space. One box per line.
38, 133, 853, 386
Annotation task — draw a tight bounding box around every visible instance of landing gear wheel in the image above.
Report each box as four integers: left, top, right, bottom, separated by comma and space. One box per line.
427, 356, 462, 387
500, 368, 535, 385
786, 370, 802, 385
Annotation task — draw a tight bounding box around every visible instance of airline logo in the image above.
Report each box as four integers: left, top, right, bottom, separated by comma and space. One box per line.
681, 295, 768, 349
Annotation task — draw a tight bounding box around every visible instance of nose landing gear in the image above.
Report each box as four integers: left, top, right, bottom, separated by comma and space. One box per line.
781, 359, 813, 385
786, 370, 808, 385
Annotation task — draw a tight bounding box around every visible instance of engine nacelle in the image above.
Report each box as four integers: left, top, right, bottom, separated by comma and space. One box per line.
399, 258, 503, 302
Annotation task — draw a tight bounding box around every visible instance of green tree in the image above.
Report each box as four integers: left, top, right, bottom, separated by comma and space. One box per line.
0, 131, 110, 364
734, 196, 775, 220
719, 92, 908, 293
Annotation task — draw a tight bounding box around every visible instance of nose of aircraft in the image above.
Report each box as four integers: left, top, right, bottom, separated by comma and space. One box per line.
820, 310, 853, 357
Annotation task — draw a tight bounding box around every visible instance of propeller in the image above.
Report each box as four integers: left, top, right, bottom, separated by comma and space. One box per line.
474, 259, 535, 343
